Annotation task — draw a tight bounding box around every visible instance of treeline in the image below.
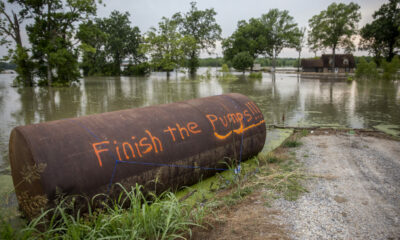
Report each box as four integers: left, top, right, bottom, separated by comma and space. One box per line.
199, 58, 300, 67
0, 0, 399, 86
0, 1, 220, 86
0, 62, 16, 71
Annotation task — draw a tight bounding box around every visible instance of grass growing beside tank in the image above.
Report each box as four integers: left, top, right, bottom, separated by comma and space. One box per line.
0, 184, 202, 240
0, 128, 307, 239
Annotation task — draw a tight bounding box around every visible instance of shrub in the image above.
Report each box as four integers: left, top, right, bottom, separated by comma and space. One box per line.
382, 56, 400, 80
355, 57, 378, 79
232, 52, 254, 73
220, 63, 230, 73
248, 72, 262, 79
124, 62, 150, 76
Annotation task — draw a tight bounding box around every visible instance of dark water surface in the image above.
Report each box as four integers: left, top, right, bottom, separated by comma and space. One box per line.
1, 68, 400, 172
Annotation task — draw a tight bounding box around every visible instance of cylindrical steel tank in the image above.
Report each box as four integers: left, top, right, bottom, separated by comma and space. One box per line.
9, 93, 266, 218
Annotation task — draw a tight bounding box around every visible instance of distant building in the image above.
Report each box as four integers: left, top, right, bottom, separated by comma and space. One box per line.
301, 59, 324, 72
253, 64, 262, 71
301, 54, 355, 73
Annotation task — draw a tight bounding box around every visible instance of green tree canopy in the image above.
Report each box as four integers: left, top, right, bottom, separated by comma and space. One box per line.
97, 11, 142, 76
308, 2, 361, 70
25, 0, 100, 86
0, 0, 34, 86
223, 9, 300, 71
173, 2, 221, 74
260, 9, 301, 71
145, 17, 193, 77
232, 51, 254, 73
360, 0, 400, 62
77, 20, 108, 76
77, 11, 143, 76
222, 18, 266, 63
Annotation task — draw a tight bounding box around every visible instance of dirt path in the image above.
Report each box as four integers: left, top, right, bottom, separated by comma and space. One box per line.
275, 133, 400, 239
194, 132, 400, 240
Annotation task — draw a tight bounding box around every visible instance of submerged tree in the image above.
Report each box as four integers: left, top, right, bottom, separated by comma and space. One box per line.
0, 0, 34, 86
232, 51, 253, 73
223, 9, 301, 72
78, 11, 143, 76
97, 11, 142, 76
25, 0, 99, 86
360, 0, 400, 63
260, 9, 301, 72
308, 2, 361, 70
173, 2, 221, 75
222, 18, 266, 67
145, 17, 188, 77
77, 20, 108, 76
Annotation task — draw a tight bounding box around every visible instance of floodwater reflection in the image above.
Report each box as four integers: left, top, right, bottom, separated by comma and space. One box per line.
0, 69, 399, 170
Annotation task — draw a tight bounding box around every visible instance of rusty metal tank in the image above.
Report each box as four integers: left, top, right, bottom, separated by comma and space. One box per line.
9, 93, 266, 218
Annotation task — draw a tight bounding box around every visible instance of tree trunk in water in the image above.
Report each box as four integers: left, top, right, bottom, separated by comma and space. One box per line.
298, 51, 301, 72
47, 56, 52, 86
332, 47, 336, 74
272, 55, 276, 73
388, 41, 394, 61
13, 13, 33, 86
189, 51, 197, 75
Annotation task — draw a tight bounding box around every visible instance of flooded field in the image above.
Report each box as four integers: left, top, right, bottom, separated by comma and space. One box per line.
0, 68, 399, 184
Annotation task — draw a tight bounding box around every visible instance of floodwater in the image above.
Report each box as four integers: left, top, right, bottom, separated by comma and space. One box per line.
0, 68, 400, 177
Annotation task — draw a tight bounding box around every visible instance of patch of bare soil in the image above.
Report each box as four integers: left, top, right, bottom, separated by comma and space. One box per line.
192, 193, 290, 240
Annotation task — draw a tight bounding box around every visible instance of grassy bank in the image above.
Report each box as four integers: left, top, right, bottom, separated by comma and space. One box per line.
1, 129, 306, 239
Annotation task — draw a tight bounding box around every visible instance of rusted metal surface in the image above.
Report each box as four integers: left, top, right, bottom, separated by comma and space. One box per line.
9, 93, 266, 218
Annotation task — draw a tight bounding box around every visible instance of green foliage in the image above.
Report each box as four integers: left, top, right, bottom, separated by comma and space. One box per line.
260, 9, 301, 69
123, 62, 150, 76
77, 20, 108, 76
382, 55, 400, 80
0, 1, 34, 86
223, 9, 301, 70
145, 17, 189, 75
11, 46, 35, 86
308, 2, 361, 68
198, 58, 223, 67
222, 18, 266, 63
355, 57, 379, 79
346, 76, 353, 82
173, 2, 222, 74
232, 51, 254, 73
98, 11, 143, 76
0, 184, 201, 240
283, 140, 302, 148
248, 72, 262, 79
217, 63, 238, 81
221, 64, 230, 73
77, 11, 143, 77
359, 0, 400, 62
25, 0, 99, 86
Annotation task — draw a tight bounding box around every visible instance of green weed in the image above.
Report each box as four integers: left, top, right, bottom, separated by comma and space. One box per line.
283, 140, 302, 148
0, 184, 203, 240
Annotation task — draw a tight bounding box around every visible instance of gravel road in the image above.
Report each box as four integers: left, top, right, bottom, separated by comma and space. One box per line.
275, 133, 400, 240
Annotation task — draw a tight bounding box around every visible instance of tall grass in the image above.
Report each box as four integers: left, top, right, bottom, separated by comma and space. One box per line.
0, 184, 201, 240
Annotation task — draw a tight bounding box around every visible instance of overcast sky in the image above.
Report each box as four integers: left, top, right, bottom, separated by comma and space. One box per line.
1, 0, 386, 58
